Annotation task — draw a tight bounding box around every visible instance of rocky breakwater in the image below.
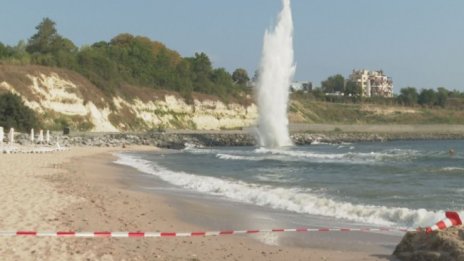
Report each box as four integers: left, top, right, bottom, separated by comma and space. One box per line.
291, 132, 386, 144
47, 132, 256, 149
10, 131, 308, 149
393, 227, 464, 261
12, 130, 464, 150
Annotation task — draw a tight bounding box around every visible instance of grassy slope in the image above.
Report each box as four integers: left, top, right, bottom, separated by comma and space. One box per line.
289, 98, 464, 125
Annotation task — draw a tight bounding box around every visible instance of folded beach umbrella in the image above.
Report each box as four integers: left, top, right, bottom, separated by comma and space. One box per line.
425, 211, 462, 233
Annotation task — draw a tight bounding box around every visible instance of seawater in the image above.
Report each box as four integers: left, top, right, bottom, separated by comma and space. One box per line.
115, 140, 464, 229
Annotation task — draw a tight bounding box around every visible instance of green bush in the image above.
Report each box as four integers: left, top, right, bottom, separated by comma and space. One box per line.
0, 92, 40, 131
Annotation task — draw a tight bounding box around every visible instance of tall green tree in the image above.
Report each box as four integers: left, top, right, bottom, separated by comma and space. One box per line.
211, 68, 232, 85
418, 89, 437, 107
189, 52, 212, 76
187, 52, 213, 93
397, 87, 419, 106
0, 42, 9, 58
26, 18, 77, 67
232, 68, 250, 85
26, 18, 60, 54
76, 46, 120, 93
436, 87, 448, 107
321, 74, 345, 93
344, 80, 362, 96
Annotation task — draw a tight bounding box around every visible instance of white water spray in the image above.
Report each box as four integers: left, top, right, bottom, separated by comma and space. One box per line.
255, 0, 295, 148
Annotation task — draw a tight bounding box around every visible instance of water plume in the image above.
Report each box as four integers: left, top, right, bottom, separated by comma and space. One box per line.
255, 0, 295, 148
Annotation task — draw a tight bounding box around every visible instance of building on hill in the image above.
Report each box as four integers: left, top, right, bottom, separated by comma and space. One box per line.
349, 69, 393, 97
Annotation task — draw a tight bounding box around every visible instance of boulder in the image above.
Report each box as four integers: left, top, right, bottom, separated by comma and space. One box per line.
393, 226, 464, 261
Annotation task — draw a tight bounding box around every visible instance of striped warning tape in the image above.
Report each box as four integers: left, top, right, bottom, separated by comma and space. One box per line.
0, 227, 416, 238
0, 212, 460, 238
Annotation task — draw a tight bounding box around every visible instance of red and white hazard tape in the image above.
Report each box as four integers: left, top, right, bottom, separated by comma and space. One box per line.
0, 227, 415, 238
1, 212, 460, 238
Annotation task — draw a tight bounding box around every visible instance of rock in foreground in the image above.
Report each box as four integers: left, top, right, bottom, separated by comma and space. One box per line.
393, 226, 464, 261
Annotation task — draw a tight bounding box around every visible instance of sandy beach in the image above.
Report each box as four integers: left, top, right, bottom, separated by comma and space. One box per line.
0, 146, 400, 260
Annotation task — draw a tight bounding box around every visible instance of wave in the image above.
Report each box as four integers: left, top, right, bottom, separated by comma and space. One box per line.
216, 153, 262, 161
186, 145, 419, 165
212, 149, 415, 164
115, 153, 444, 228
252, 147, 419, 164
254, 175, 287, 183
438, 167, 464, 173
310, 140, 330, 145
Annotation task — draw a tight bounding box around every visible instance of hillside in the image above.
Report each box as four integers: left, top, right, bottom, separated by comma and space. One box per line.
2, 18, 464, 133
2, 65, 464, 133
289, 95, 464, 125
0, 65, 257, 132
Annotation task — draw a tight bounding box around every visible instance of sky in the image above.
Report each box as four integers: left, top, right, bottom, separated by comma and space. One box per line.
1, 0, 464, 92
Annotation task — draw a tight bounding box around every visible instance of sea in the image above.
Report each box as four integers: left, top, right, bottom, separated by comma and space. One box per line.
115, 139, 464, 231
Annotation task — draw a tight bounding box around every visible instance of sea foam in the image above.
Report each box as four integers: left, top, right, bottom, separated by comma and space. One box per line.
115, 153, 444, 228
209, 147, 419, 165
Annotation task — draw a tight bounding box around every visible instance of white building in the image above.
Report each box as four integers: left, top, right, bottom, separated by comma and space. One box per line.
349, 69, 393, 97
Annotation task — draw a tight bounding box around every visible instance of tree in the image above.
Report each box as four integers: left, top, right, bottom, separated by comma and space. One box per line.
397, 87, 419, 106
232, 68, 250, 85
1, 18, 248, 100
189, 52, 212, 76
418, 89, 437, 107
436, 87, 448, 108
0, 41, 30, 64
26, 18, 60, 54
76, 46, 120, 93
321, 74, 345, 93
344, 80, 361, 96
0, 42, 9, 58
0, 93, 39, 131
26, 18, 77, 67
210, 68, 232, 97
52, 37, 77, 53
187, 52, 213, 93
211, 68, 232, 85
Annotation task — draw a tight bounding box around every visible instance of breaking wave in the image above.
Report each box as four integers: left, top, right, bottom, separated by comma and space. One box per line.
438, 167, 464, 173
115, 153, 443, 228
207, 147, 421, 164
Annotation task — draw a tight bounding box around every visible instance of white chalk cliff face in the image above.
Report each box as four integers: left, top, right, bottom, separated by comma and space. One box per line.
113, 96, 257, 131
0, 70, 257, 132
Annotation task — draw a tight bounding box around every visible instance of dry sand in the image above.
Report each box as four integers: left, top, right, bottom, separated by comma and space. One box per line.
0, 146, 396, 260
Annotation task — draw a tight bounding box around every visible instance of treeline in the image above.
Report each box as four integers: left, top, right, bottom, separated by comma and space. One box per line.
295, 74, 464, 109
0, 18, 250, 100
296, 86, 464, 109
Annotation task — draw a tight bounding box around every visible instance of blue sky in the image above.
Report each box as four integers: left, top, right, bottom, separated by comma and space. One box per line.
1, 0, 463, 92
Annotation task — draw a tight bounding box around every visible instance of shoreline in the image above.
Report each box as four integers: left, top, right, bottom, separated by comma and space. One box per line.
56, 147, 398, 260
0, 145, 392, 260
